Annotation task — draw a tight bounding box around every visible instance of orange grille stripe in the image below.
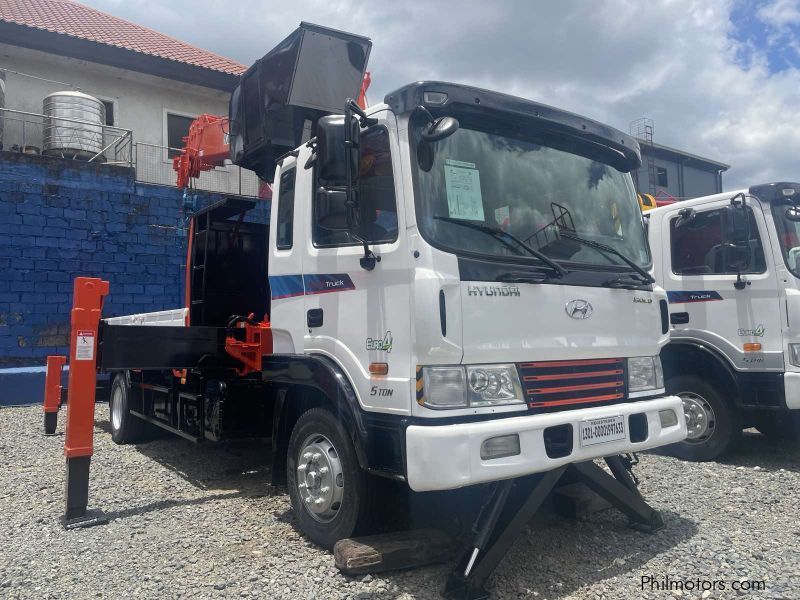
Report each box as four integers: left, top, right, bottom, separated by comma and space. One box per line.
529, 381, 624, 395
523, 369, 623, 382
519, 358, 623, 368
528, 393, 624, 408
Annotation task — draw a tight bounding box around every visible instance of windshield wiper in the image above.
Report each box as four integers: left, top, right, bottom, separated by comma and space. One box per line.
557, 231, 655, 284
434, 216, 567, 277
603, 276, 651, 289
494, 271, 548, 284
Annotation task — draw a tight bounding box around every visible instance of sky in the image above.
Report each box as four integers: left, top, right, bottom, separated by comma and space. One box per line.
76, 0, 800, 191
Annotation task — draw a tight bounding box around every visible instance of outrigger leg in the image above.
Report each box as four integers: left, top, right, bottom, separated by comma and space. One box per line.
442, 456, 663, 600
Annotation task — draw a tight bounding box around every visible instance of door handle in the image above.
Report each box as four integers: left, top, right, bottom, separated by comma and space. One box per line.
670, 312, 689, 325
307, 309, 323, 328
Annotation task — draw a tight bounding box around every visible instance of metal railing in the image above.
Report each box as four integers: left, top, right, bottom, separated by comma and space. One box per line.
134, 142, 260, 197
0, 107, 133, 166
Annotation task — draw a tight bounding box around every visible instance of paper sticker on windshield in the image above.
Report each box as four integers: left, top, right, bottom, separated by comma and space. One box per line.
444, 159, 484, 221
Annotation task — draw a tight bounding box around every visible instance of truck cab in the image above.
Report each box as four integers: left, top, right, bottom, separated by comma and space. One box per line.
648, 182, 800, 460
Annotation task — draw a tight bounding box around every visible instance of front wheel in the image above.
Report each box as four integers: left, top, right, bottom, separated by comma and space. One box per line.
286, 408, 373, 549
661, 375, 740, 461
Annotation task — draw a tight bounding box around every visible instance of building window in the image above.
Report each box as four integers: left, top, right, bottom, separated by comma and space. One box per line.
100, 100, 115, 126
276, 168, 295, 250
166, 113, 196, 158
657, 167, 668, 188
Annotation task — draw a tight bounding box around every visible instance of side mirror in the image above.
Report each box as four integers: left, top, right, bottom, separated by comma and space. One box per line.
316, 115, 360, 188
724, 200, 749, 243
421, 116, 459, 143
674, 207, 696, 228
785, 206, 800, 222
314, 188, 355, 231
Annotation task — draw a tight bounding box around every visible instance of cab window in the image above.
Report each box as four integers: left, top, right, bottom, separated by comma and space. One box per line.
276, 168, 295, 250
670, 208, 765, 275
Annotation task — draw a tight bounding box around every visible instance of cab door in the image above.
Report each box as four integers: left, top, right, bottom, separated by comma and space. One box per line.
268, 156, 308, 353
302, 112, 413, 414
660, 198, 784, 372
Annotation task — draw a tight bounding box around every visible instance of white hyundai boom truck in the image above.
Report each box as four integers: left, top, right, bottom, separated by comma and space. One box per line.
648, 182, 800, 461
91, 23, 686, 596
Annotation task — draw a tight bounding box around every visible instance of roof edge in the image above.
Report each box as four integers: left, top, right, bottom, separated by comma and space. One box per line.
0, 22, 240, 92
642, 140, 730, 171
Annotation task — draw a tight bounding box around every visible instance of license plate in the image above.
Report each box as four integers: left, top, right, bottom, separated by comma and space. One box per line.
580, 415, 626, 447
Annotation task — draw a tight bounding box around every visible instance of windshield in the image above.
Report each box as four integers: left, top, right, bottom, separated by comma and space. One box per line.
772, 202, 800, 277
412, 121, 650, 270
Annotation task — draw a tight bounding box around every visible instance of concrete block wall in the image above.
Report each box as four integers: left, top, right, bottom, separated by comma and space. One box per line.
0, 151, 267, 368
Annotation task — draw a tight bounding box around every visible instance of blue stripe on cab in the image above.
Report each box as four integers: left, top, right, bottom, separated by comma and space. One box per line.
269, 274, 356, 300
666, 291, 723, 303
269, 275, 305, 300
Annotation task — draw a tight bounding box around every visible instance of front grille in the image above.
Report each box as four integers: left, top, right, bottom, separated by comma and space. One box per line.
518, 358, 627, 412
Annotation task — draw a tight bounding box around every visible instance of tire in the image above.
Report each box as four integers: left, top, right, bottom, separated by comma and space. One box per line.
661, 374, 740, 461
109, 373, 145, 444
287, 407, 373, 549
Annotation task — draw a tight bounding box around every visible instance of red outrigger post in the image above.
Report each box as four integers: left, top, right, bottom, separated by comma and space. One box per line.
61, 277, 109, 529
43, 355, 67, 434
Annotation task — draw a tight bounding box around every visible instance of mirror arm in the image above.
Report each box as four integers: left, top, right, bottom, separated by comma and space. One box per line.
348, 229, 381, 271
729, 192, 746, 207
414, 105, 435, 124
346, 98, 378, 128
343, 98, 379, 271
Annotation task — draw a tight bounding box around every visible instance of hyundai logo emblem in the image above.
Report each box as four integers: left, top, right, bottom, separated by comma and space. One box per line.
566, 299, 593, 319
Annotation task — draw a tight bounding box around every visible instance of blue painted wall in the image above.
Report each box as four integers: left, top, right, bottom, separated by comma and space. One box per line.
0, 151, 267, 367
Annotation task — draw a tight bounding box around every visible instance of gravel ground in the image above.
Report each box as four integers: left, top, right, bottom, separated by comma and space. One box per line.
1, 404, 799, 599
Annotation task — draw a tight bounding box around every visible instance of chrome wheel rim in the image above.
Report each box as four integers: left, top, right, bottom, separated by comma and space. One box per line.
110, 385, 124, 432
296, 433, 344, 523
680, 392, 715, 443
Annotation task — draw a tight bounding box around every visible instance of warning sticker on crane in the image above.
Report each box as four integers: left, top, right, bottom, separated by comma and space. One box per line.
75, 330, 95, 361
445, 159, 484, 221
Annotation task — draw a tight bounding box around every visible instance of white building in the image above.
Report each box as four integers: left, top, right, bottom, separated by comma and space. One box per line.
0, 0, 259, 195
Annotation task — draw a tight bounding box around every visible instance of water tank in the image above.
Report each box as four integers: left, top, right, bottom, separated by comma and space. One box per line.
43, 91, 106, 160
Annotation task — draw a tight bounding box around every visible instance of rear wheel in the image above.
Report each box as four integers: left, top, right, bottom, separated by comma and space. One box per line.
287, 408, 374, 549
662, 375, 740, 461
109, 373, 145, 444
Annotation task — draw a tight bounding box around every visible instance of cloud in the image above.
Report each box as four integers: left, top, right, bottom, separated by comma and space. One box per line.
757, 0, 800, 27
77, 0, 800, 191
755, 0, 800, 62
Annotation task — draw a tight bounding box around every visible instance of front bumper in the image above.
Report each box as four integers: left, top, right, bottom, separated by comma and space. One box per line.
405, 396, 686, 492
785, 372, 800, 410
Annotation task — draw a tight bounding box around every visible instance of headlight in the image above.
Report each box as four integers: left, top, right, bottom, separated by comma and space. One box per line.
467, 364, 525, 406
628, 356, 664, 392
421, 364, 525, 409
790, 344, 800, 367
422, 366, 467, 408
